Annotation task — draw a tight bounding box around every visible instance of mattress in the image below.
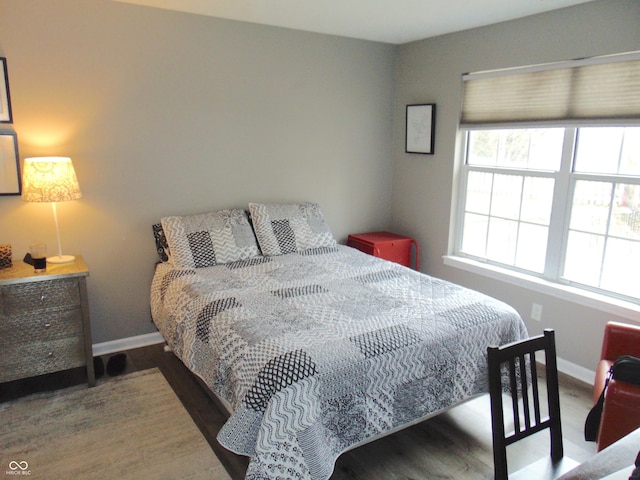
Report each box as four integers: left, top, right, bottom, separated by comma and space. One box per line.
151, 244, 527, 480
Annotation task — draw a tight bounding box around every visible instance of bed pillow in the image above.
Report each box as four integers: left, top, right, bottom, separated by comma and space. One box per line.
152, 223, 171, 263
161, 209, 260, 268
248, 202, 336, 256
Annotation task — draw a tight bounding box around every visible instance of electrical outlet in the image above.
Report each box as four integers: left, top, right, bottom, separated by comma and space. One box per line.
531, 303, 543, 322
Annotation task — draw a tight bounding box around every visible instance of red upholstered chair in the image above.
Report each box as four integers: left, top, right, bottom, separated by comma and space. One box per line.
593, 321, 640, 451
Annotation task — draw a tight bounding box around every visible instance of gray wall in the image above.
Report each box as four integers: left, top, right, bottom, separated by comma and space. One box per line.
1, 0, 639, 376
391, 0, 640, 378
0, 0, 394, 343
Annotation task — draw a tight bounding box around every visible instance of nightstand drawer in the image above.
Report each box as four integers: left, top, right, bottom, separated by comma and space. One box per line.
0, 336, 86, 382
0, 278, 80, 315
0, 307, 83, 343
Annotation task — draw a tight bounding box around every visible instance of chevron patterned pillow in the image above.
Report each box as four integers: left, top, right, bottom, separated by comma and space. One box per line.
161, 209, 260, 268
249, 202, 336, 256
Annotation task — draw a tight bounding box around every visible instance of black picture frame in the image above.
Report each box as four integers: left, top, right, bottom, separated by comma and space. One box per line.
405, 103, 435, 154
0, 131, 21, 195
0, 58, 12, 124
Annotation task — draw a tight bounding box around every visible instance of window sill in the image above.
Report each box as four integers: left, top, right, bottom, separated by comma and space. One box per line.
443, 255, 640, 321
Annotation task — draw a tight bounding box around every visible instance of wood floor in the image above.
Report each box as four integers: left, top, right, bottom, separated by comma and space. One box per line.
1, 343, 599, 479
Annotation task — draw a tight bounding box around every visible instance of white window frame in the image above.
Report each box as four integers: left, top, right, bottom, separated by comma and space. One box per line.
448, 126, 640, 319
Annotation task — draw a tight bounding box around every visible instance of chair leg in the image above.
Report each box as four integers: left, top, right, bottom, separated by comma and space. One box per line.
489, 350, 508, 480
550, 423, 564, 462
545, 330, 564, 463
492, 439, 508, 480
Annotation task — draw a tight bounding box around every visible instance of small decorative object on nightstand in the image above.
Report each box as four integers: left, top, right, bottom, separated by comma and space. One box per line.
0, 256, 95, 387
0, 244, 11, 269
347, 231, 420, 270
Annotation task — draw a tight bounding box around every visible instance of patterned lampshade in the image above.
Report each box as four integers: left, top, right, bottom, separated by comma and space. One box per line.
22, 157, 82, 203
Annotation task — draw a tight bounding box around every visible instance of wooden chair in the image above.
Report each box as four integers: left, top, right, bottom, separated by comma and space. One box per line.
488, 329, 578, 480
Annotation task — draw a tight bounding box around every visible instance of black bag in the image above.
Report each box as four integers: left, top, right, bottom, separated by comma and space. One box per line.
630, 450, 640, 480
584, 355, 640, 442
612, 355, 640, 384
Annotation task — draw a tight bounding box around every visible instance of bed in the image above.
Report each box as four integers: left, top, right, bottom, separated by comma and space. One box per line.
150, 203, 528, 480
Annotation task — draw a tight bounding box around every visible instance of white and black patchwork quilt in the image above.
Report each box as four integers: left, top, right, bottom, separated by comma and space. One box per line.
150, 245, 527, 480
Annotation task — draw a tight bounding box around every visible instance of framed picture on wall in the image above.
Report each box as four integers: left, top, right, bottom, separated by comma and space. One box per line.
0, 131, 21, 195
405, 103, 435, 154
0, 58, 12, 123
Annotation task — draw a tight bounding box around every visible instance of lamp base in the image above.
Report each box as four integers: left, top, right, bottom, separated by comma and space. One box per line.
47, 254, 76, 264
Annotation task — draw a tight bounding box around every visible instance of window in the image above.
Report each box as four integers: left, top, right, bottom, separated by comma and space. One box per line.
454, 52, 640, 305
566, 127, 640, 299
457, 126, 640, 303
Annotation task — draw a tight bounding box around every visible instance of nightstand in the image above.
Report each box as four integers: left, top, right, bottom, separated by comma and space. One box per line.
347, 231, 420, 270
0, 256, 95, 387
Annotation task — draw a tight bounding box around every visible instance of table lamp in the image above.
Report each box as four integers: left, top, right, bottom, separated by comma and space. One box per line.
21, 157, 82, 264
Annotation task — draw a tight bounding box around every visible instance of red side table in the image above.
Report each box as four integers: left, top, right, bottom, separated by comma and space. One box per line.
347, 231, 420, 270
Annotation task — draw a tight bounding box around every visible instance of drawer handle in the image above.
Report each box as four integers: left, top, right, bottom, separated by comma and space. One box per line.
40, 294, 47, 302
47, 351, 55, 358
44, 322, 52, 328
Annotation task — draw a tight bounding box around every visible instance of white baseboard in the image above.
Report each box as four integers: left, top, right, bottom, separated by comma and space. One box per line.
557, 356, 595, 386
535, 351, 595, 386
93, 332, 596, 386
92, 332, 165, 356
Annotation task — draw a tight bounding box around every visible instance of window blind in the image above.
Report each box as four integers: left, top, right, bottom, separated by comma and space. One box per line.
461, 52, 640, 128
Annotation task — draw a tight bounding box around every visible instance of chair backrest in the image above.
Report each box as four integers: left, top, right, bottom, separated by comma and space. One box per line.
487, 329, 564, 480
600, 321, 640, 362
